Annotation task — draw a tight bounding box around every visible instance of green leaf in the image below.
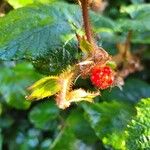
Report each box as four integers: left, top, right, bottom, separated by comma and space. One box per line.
117, 18, 150, 32
0, 2, 82, 74
66, 109, 98, 144
27, 76, 60, 100
131, 31, 150, 43
83, 101, 135, 149
143, 49, 150, 60
79, 37, 93, 56
29, 101, 59, 130
50, 111, 79, 150
0, 129, 2, 150
101, 78, 150, 103
90, 13, 122, 43
125, 98, 150, 150
7, 0, 34, 8
7, 0, 65, 9
51, 125, 77, 150
91, 4, 150, 44
0, 103, 2, 116
0, 115, 14, 128
120, 4, 150, 19
91, 13, 116, 31
119, 4, 150, 43
131, 0, 145, 4
0, 62, 42, 109
51, 109, 98, 149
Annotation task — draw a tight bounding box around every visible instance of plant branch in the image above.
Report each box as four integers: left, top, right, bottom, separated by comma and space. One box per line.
80, 0, 94, 44
123, 31, 132, 58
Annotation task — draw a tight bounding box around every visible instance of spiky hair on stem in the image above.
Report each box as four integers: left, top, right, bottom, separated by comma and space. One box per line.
55, 66, 99, 109
55, 66, 76, 109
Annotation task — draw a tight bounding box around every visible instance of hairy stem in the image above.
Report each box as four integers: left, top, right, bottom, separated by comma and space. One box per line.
80, 0, 93, 44
123, 31, 132, 57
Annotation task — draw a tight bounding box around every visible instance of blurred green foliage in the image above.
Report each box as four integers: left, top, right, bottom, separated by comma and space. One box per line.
0, 0, 150, 149
125, 98, 150, 149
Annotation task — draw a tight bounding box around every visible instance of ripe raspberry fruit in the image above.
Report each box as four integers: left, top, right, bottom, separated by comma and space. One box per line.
90, 66, 114, 89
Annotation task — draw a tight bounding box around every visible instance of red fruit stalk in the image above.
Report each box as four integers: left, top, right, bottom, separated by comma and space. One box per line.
90, 66, 114, 89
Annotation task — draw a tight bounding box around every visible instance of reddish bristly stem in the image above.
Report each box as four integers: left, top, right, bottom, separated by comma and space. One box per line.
80, 0, 94, 44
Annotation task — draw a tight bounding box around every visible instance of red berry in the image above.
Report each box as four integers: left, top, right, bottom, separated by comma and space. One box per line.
90, 66, 114, 89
